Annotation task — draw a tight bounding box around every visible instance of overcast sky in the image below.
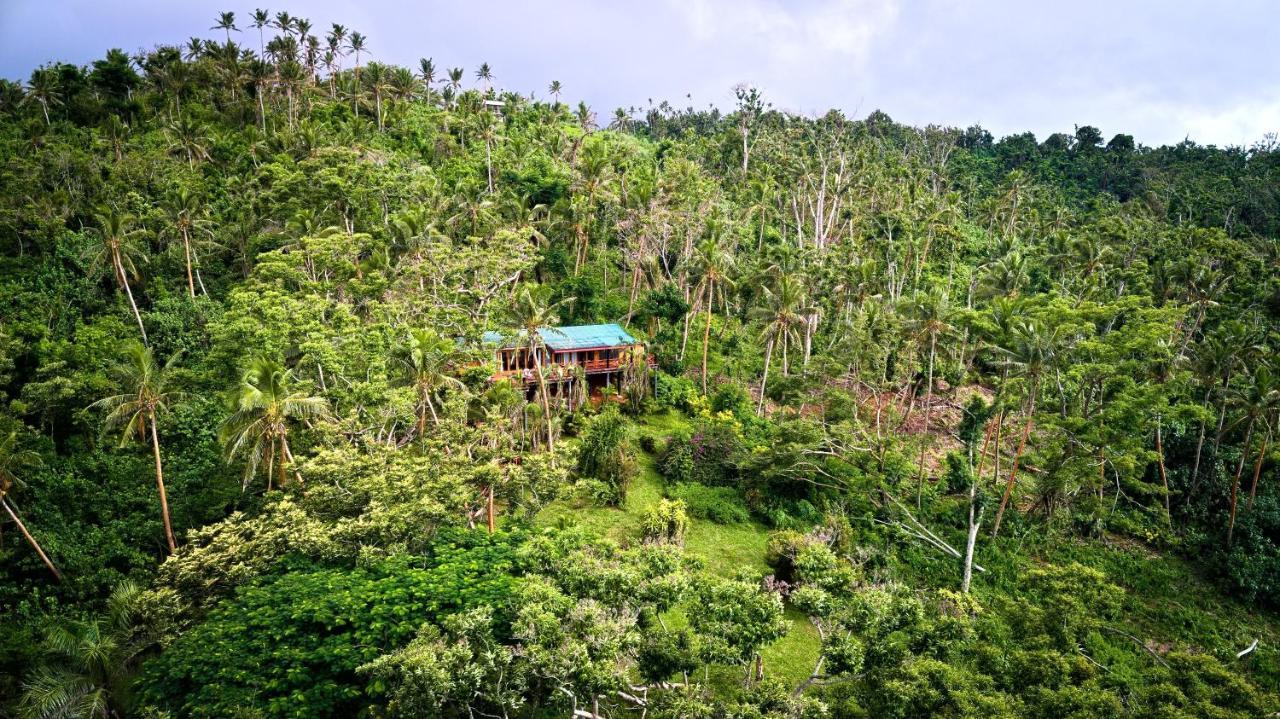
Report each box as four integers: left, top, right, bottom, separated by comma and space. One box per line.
2, 0, 1276, 148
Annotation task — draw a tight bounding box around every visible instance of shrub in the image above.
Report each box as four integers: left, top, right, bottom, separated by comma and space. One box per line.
658, 422, 743, 487
576, 406, 637, 506
667, 483, 750, 524
640, 499, 689, 545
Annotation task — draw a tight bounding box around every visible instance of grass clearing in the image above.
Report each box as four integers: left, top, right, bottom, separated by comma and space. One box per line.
535, 414, 822, 691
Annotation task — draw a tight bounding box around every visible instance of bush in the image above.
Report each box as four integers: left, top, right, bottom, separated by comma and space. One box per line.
576, 406, 637, 506
667, 483, 750, 524
640, 499, 689, 544
658, 422, 743, 487
654, 372, 699, 412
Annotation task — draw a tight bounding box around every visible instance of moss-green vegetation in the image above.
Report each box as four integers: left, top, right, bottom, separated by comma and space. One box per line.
2, 9, 1279, 718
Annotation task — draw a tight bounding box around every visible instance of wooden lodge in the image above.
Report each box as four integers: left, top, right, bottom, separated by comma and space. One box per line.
482, 323, 655, 397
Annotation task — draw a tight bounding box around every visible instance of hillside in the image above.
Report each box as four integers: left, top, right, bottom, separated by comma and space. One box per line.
1, 11, 1279, 719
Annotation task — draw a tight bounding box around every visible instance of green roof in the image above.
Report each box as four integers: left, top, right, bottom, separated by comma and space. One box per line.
483, 323, 639, 351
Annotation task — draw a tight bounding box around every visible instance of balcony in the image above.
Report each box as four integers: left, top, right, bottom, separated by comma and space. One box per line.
491, 355, 657, 385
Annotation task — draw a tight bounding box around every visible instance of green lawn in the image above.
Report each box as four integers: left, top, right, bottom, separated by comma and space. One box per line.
534, 411, 822, 691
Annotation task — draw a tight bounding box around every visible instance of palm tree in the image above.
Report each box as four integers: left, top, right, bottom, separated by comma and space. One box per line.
991, 319, 1059, 537
548, 80, 562, 106
212, 11, 238, 43
363, 61, 392, 131
0, 430, 61, 580
752, 275, 808, 415
88, 207, 148, 344
397, 329, 466, 441
23, 67, 61, 125
162, 188, 216, 297
506, 288, 572, 452
905, 289, 954, 507
219, 356, 329, 491
475, 62, 493, 94
251, 9, 270, 57
91, 343, 183, 554
18, 582, 144, 719
478, 111, 499, 193
692, 235, 736, 394
346, 32, 368, 115
1227, 363, 1280, 544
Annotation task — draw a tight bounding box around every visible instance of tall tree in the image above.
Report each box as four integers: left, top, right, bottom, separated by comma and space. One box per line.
219, 356, 329, 491
91, 343, 184, 554
397, 329, 466, 441
506, 288, 571, 452
88, 206, 149, 344
0, 430, 61, 581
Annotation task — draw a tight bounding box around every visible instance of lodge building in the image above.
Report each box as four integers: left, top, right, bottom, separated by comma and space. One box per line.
482, 323, 655, 398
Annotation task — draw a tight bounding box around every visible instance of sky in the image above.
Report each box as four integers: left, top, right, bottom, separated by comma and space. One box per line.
1, 0, 1276, 148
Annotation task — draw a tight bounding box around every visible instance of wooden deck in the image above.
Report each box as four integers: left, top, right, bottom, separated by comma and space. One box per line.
492, 356, 656, 384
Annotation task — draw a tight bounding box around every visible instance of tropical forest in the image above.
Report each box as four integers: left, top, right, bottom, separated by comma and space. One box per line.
0, 10, 1278, 719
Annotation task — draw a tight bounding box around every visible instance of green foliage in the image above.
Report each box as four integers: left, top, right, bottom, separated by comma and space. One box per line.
139, 540, 518, 718
667, 482, 751, 524
576, 406, 637, 506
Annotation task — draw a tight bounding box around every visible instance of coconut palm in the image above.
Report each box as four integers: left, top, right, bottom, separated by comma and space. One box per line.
24, 67, 61, 125
548, 80, 562, 106
87, 206, 148, 344
1227, 362, 1280, 544
0, 430, 61, 580
904, 288, 955, 507
212, 11, 238, 43
397, 329, 466, 441
18, 582, 144, 719
692, 234, 736, 394
363, 61, 392, 131
219, 356, 329, 491
250, 9, 270, 56
506, 287, 572, 452
752, 274, 809, 415
162, 187, 218, 297
475, 62, 493, 94
991, 318, 1061, 537
90, 343, 183, 554
346, 32, 367, 115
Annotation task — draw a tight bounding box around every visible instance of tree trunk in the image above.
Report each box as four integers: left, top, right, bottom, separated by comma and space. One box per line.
915, 334, 937, 509
533, 349, 555, 451
114, 252, 148, 344
486, 483, 495, 533
149, 412, 177, 554
1248, 430, 1270, 510
281, 434, 304, 487
1227, 418, 1254, 546
1, 496, 62, 581
182, 228, 196, 298
757, 336, 774, 416
1155, 417, 1171, 528
992, 394, 1036, 538
961, 486, 982, 593
701, 279, 713, 395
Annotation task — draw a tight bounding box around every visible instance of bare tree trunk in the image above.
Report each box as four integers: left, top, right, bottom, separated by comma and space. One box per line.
992, 394, 1036, 538
1, 497, 62, 581
1155, 417, 1171, 528
149, 413, 177, 554
115, 252, 148, 344
1227, 418, 1254, 546
486, 483, 495, 533
961, 485, 982, 593
701, 279, 713, 395
915, 334, 936, 509
757, 336, 774, 416
182, 228, 196, 298
1248, 430, 1270, 510
533, 350, 555, 451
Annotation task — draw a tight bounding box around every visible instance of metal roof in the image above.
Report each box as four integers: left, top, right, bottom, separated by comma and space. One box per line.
483, 323, 639, 351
